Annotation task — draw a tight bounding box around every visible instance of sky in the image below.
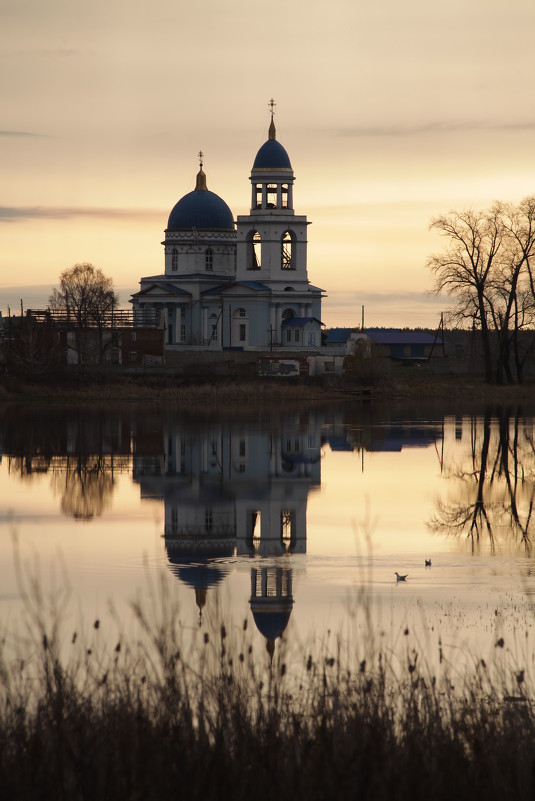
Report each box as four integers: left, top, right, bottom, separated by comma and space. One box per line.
2, 0, 535, 329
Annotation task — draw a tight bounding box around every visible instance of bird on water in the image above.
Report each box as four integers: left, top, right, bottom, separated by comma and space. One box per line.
425, 559, 432, 567
395, 572, 408, 582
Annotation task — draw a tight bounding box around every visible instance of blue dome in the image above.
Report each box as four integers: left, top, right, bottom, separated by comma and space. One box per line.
167, 189, 235, 231
253, 139, 292, 170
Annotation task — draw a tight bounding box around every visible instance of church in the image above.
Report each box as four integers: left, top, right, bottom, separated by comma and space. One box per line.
131, 107, 325, 353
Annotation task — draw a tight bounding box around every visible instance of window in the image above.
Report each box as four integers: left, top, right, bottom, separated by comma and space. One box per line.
171, 248, 178, 271
308, 332, 316, 346
205, 248, 213, 271
253, 231, 261, 268
248, 231, 261, 270
281, 231, 295, 270
180, 324, 186, 342
254, 184, 262, 209
131, 331, 137, 342
238, 307, 246, 317
281, 510, 293, 550
130, 350, 137, 362
286, 328, 292, 342
239, 324, 246, 342
239, 439, 246, 457
294, 330, 300, 342
281, 184, 289, 208
267, 184, 277, 208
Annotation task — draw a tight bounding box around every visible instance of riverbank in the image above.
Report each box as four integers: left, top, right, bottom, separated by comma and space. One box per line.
1, 369, 535, 406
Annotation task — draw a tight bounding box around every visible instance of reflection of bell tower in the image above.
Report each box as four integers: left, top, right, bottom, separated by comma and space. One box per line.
249, 565, 294, 656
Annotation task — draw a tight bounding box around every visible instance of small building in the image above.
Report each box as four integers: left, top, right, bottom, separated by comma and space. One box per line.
325, 327, 445, 363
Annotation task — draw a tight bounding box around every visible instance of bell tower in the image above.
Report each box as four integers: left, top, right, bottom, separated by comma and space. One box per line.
236, 100, 309, 286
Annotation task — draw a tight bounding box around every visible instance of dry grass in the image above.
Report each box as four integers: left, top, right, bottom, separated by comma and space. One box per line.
2, 571, 535, 800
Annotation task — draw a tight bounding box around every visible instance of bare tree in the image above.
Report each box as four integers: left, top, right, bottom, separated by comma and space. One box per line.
428, 197, 535, 384
49, 263, 119, 364
427, 209, 502, 383
490, 197, 535, 383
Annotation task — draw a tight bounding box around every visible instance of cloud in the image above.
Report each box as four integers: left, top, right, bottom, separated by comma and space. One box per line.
336, 120, 535, 138
0, 130, 49, 138
325, 289, 451, 328
0, 206, 163, 223
2, 48, 80, 58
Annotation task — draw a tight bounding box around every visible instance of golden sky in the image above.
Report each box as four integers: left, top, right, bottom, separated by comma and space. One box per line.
2, 0, 535, 328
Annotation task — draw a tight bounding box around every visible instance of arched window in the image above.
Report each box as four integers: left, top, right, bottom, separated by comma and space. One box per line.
171, 247, 178, 271
281, 231, 295, 270
205, 248, 213, 271
247, 230, 261, 270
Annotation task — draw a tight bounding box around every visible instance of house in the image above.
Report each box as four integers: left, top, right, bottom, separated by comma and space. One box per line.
131, 107, 325, 354
325, 327, 445, 363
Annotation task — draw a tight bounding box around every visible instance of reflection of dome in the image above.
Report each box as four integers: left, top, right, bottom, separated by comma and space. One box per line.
167, 559, 226, 624
250, 605, 293, 640
170, 563, 225, 591
167, 167, 235, 231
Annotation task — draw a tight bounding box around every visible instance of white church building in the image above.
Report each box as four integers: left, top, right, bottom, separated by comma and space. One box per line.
131, 109, 325, 353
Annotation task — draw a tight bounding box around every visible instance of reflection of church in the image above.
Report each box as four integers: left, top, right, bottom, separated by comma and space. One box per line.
132, 411, 322, 641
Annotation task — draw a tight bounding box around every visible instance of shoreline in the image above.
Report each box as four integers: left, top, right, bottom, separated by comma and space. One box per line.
1, 371, 535, 406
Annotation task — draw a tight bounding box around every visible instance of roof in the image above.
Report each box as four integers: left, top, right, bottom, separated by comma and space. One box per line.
281, 316, 322, 327
202, 280, 270, 296
132, 281, 192, 298
252, 139, 292, 171
324, 327, 357, 344
366, 329, 442, 346
167, 188, 235, 231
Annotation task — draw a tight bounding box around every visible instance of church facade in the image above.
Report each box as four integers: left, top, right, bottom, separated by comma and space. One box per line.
131, 112, 325, 352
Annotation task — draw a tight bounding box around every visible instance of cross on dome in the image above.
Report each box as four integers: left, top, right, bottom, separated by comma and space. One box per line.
268, 98, 277, 141
195, 150, 207, 190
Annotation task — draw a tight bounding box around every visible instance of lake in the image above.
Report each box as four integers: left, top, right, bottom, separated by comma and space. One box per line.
2, 399, 535, 681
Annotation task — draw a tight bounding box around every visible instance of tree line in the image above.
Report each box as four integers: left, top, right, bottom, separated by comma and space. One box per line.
427, 196, 535, 384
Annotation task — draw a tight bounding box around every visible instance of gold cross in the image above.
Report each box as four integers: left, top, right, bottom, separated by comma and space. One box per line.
198, 150, 204, 168
269, 98, 276, 117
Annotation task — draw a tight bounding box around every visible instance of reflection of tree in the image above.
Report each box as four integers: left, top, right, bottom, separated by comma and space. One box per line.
429, 411, 535, 554
52, 455, 115, 520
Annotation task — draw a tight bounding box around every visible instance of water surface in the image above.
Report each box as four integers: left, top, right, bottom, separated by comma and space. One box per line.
2, 401, 535, 676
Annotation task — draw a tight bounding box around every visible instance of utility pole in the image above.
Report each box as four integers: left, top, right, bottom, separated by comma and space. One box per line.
427, 312, 445, 362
